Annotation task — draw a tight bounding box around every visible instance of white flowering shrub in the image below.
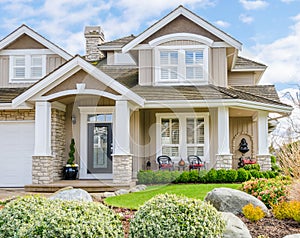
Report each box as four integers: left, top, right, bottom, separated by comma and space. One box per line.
0, 195, 123, 238
129, 194, 226, 238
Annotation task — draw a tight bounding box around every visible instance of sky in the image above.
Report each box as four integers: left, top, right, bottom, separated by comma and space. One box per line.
0, 0, 299, 140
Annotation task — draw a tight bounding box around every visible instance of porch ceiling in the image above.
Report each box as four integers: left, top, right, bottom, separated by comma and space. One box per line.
229, 108, 256, 117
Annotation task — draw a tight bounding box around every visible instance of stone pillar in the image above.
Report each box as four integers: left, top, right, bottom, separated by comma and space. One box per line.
215, 106, 232, 169
257, 111, 271, 170
113, 100, 133, 184
32, 156, 53, 184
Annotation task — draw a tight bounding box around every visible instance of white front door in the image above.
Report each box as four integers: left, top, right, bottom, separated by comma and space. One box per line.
0, 121, 34, 187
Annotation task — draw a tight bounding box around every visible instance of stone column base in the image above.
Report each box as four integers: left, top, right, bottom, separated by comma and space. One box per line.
112, 154, 133, 185
32, 156, 54, 184
215, 154, 233, 170
256, 155, 271, 171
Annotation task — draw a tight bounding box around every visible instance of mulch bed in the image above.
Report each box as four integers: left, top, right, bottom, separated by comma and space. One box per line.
112, 207, 300, 238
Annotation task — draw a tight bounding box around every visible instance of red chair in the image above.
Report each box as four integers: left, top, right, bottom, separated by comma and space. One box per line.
188, 155, 205, 171
157, 155, 174, 171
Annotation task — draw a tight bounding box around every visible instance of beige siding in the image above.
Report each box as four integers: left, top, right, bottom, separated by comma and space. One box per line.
139, 49, 153, 86
160, 40, 203, 46
106, 52, 114, 65
209, 108, 218, 169
6, 34, 46, 49
46, 55, 66, 75
211, 48, 227, 87
228, 72, 255, 86
229, 117, 256, 169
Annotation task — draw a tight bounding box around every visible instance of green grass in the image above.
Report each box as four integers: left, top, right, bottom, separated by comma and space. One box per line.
104, 183, 241, 210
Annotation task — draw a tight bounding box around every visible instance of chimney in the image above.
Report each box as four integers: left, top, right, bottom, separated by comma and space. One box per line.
84, 26, 105, 61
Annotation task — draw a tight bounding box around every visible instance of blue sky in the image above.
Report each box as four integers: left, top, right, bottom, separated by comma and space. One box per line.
0, 0, 300, 90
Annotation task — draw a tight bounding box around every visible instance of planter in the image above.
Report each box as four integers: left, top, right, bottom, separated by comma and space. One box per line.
63, 166, 78, 180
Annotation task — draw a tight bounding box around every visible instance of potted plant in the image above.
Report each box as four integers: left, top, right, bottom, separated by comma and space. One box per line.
63, 138, 79, 180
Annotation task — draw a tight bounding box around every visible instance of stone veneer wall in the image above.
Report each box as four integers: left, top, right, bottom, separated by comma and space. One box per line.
215, 155, 233, 170
256, 155, 271, 171
0, 109, 35, 120
113, 155, 133, 184
51, 108, 66, 181
32, 156, 54, 184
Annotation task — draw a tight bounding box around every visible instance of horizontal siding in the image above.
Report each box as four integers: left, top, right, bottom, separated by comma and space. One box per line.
46, 55, 66, 75
228, 72, 255, 86
139, 49, 152, 86
211, 48, 227, 87
160, 40, 203, 46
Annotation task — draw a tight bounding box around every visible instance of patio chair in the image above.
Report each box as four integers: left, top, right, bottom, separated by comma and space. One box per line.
188, 155, 205, 171
157, 155, 174, 171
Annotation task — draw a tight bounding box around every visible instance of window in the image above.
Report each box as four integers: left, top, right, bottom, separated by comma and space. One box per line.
10, 54, 46, 82
155, 46, 208, 85
157, 113, 209, 161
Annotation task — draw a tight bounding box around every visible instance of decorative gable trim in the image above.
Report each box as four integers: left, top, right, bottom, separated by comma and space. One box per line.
122, 6, 242, 53
12, 56, 145, 107
0, 25, 72, 60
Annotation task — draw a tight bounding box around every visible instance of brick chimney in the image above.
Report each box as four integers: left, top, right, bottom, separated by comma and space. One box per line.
84, 26, 105, 61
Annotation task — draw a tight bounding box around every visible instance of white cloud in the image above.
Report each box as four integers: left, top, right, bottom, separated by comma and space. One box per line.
214, 20, 230, 28
239, 0, 269, 10
280, 0, 296, 3
239, 14, 254, 24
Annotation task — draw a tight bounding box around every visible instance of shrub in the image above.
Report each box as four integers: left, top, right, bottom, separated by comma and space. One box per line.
206, 168, 218, 183
241, 178, 291, 208
237, 168, 249, 182
242, 203, 265, 222
137, 170, 180, 184
175, 171, 190, 183
129, 194, 226, 238
0, 195, 123, 238
225, 169, 238, 183
248, 169, 261, 179
198, 170, 208, 183
273, 200, 300, 223
288, 180, 300, 201
189, 170, 200, 183
244, 164, 260, 171
216, 169, 227, 183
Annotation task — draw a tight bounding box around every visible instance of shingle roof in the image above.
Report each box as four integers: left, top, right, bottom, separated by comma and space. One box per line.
234, 56, 266, 70
0, 88, 28, 103
99, 35, 136, 48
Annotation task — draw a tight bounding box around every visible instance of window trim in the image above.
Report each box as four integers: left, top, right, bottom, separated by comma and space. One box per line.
156, 112, 209, 162
154, 45, 209, 86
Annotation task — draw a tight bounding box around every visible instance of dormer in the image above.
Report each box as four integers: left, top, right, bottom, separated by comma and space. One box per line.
0, 25, 72, 88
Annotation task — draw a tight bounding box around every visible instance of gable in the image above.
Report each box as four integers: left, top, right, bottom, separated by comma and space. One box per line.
5, 34, 46, 50
44, 69, 120, 96
142, 15, 222, 44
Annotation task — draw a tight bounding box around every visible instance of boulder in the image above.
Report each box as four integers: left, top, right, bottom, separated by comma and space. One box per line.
221, 212, 252, 238
115, 189, 129, 196
283, 235, 300, 238
49, 188, 93, 202
103, 192, 116, 198
205, 187, 269, 216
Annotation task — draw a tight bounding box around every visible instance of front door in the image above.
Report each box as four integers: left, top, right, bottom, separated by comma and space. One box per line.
87, 123, 112, 173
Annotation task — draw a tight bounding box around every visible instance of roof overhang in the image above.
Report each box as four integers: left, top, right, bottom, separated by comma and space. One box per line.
122, 6, 242, 53
0, 25, 72, 60
12, 56, 145, 108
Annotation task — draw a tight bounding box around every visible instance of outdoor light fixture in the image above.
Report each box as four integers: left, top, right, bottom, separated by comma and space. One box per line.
71, 115, 76, 125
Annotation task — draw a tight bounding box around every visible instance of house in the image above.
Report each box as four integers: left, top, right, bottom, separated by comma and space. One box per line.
0, 6, 292, 188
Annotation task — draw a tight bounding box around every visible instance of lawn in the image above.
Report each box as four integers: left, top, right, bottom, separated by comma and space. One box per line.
104, 183, 241, 209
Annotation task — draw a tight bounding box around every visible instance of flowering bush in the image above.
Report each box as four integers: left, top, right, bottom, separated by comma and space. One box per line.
129, 194, 226, 238
242, 203, 265, 222
241, 177, 291, 208
0, 195, 123, 238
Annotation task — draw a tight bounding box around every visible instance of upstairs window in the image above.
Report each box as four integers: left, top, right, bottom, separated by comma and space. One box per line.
10, 54, 46, 83
155, 46, 208, 85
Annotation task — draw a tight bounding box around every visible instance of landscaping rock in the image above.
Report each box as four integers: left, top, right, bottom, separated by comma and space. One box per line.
49, 188, 92, 202
103, 192, 116, 198
115, 189, 130, 196
221, 212, 252, 238
204, 187, 270, 216
135, 184, 147, 191
283, 235, 300, 238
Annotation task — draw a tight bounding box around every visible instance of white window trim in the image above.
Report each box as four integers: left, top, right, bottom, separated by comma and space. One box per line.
8, 50, 47, 83
154, 45, 209, 86
156, 112, 209, 163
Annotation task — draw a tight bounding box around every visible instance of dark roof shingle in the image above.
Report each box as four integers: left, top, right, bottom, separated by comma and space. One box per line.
0, 88, 28, 103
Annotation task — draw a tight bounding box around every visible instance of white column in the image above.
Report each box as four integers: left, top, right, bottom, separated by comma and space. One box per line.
114, 100, 130, 155
217, 106, 230, 155
257, 111, 269, 155
34, 101, 51, 156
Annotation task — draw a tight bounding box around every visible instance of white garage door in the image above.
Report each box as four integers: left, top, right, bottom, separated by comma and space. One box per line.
0, 121, 34, 187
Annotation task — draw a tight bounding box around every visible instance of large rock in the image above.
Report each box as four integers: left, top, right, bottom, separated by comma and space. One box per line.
49, 188, 93, 202
283, 235, 300, 238
221, 212, 252, 238
205, 188, 269, 216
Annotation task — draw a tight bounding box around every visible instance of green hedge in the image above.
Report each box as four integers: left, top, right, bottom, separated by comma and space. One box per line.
137, 168, 280, 184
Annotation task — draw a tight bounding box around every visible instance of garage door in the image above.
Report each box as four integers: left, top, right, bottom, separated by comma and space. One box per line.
0, 121, 34, 187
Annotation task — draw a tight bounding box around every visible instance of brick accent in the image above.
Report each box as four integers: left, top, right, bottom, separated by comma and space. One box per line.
0, 109, 35, 121
113, 155, 133, 184
51, 109, 66, 181
32, 156, 54, 184
256, 155, 271, 171
215, 154, 233, 169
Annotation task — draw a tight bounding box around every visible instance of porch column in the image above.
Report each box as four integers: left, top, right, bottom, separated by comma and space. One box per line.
256, 111, 271, 170
215, 106, 232, 169
113, 100, 133, 185
32, 101, 53, 184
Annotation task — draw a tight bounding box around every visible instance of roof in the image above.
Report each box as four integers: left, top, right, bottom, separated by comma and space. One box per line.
233, 56, 267, 71
99, 35, 136, 49
0, 88, 28, 103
